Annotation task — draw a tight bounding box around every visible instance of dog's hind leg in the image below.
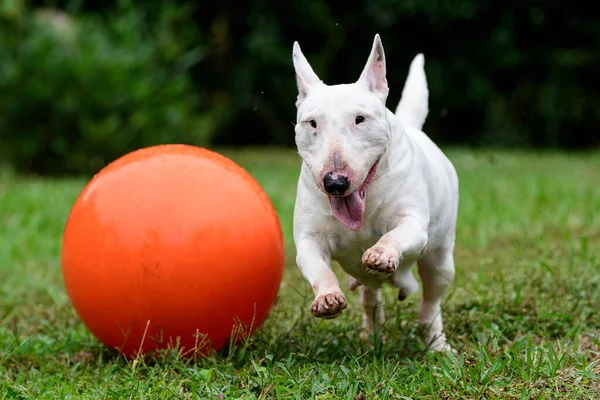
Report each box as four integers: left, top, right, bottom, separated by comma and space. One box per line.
359, 285, 386, 344
348, 275, 362, 291
391, 264, 420, 301
417, 247, 455, 352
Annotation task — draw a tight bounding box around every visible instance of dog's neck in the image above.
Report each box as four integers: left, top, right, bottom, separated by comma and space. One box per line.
371, 108, 414, 183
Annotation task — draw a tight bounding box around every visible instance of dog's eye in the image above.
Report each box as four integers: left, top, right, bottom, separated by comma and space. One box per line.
309, 120, 317, 129
355, 115, 365, 124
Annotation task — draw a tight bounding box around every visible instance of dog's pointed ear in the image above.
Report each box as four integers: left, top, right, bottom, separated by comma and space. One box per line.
357, 34, 389, 99
293, 41, 321, 106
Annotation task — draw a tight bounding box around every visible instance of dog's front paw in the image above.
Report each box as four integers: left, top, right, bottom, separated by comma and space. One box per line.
362, 245, 398, 274
311, 292, 347, 319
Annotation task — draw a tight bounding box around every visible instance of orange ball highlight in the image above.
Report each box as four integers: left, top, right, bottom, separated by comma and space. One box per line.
61, 144, 284, 357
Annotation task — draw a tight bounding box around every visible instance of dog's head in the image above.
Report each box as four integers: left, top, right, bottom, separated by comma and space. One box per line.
292, 34, 391, 231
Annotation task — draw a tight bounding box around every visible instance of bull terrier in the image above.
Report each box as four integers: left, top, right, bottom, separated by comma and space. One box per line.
291, 34, 459, 351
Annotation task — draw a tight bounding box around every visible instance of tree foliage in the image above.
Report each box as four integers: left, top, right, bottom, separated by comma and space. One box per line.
1, 0, 598, 174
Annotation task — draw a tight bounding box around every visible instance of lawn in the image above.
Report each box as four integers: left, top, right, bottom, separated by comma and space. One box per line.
1, 147, 599, 399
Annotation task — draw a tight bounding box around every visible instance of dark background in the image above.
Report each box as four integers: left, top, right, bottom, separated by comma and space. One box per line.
1, 0, 598, 175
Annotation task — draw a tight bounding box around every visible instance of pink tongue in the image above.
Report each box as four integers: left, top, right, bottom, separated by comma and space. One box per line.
329, 190, 365, 231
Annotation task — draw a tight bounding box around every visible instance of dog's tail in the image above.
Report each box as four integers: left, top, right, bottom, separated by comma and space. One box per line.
394, 53, 428, 131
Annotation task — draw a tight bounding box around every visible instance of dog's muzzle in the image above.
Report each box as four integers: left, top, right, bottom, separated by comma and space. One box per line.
323, 173, 350, 196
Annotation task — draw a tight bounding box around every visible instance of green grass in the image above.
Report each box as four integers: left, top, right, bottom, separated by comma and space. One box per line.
1, 147, 599, 399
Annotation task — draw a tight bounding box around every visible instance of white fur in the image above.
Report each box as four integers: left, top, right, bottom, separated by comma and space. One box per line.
292, 34, 459, 352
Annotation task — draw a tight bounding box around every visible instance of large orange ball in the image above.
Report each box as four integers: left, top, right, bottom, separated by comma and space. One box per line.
61, 144, 284, 357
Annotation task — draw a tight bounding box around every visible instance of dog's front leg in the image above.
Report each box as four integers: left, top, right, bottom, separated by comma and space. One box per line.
296, 236, 347, 319
362, 215, 428, 274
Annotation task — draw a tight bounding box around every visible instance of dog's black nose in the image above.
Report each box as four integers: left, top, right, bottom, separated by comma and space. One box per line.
323, 174, 350, 196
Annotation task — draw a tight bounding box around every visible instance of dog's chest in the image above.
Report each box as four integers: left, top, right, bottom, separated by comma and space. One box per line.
327, 220, 386, 262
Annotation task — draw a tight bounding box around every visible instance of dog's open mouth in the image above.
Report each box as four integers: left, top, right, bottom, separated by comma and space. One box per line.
328, 160, 379, 231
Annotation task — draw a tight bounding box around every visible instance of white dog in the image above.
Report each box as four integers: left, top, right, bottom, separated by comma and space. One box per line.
291, 34, 459, 351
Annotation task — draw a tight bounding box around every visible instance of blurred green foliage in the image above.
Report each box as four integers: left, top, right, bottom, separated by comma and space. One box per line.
1, 0, 599, 175
0, 1, 209, 175
190, 0, 599, 150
